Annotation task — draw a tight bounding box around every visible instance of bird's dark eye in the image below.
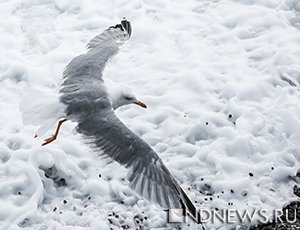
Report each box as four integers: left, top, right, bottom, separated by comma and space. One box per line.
124, 96, 133, 100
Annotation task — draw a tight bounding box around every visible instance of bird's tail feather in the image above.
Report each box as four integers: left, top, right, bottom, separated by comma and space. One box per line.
19, 88, 65, 137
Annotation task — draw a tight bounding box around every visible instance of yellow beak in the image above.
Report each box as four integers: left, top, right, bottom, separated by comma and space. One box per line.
134, 101, 147, 109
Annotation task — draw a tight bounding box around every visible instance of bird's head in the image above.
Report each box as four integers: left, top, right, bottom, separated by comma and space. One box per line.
108, 84, 147, 110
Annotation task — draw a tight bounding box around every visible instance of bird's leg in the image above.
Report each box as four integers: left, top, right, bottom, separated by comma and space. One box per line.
42, 118, 67, 146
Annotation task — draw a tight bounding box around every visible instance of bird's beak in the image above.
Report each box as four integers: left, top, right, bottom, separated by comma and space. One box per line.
134, 101, 147, 109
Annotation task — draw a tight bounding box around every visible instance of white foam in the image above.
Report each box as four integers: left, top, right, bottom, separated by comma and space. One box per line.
1, 0, 300, 229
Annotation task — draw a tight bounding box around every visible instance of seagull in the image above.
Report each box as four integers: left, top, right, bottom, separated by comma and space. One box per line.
55, 20, 200, 222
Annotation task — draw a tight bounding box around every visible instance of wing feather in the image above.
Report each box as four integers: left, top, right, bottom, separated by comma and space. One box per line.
76, 110, 197, 214
60, 20, 131, 116
87, 20, 131, 49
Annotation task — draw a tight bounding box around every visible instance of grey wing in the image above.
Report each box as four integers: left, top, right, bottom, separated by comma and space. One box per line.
60, 20, 131, 115
76, 108, 198, 215
63, 19, 131, 82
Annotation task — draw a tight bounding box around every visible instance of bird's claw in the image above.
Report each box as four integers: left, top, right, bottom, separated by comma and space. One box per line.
42, 135, 56, 146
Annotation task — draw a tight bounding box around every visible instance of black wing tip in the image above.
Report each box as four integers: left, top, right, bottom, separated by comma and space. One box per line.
109, 19, 132, 37
121, 18, 131, 36
178, 186, 203, 224
121, 18, 132, 37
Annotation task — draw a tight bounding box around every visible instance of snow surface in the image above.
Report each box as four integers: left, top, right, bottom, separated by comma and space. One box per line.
1, 0, 300, 229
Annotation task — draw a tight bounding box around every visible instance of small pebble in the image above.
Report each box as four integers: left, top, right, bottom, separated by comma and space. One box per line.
63, 200, 67, 204
228, 114, 232, 118
249, 172, 253, 177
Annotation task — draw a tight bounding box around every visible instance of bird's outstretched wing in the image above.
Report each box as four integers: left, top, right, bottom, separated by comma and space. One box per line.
60, 20, 131, 115
76, 108, 199, 218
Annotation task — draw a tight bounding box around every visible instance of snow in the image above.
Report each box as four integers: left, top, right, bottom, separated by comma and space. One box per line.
1, 0, 300, 229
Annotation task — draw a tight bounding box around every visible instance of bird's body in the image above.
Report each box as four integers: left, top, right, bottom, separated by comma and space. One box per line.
38, 20, 200, 222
